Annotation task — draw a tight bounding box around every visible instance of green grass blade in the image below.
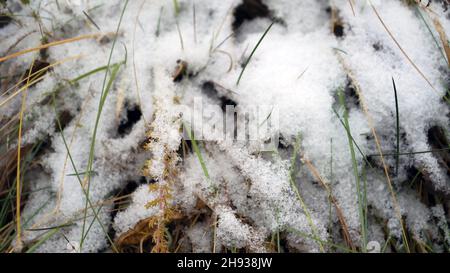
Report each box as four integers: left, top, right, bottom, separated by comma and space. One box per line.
51, 93, 118, 253
25, 227, 61, 253
81, 0, 129, 251
338, 89, 367, 252
392, 77, 400, 177
333, 108, 372, 168
183, 123, 210, 181
236, 21, 274, 86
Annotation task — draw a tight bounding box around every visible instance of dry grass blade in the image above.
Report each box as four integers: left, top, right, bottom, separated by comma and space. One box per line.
0, 34, 99, 63
15, 59, 37, 250
302, 156, 355, 250
0, 55, 84, 109
348, 0, 356, 16
369, 1, 440, 97
5, 31, 37, 54
214, 50, 234, 73
290, 135, 325, 252
431, 16, 450, 69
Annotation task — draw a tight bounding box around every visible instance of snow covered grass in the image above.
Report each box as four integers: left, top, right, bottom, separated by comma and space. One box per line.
0, 0, 449, 253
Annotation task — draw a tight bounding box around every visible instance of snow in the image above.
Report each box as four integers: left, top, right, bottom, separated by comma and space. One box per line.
0, 0, 449, 252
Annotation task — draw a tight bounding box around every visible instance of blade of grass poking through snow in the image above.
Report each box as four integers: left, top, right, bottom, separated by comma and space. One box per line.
183, 123, 212, 185
330, 138, 333, 185
337, 89, 367, 252
332, 108, 372, 168
193, 1, 197, 44
172, 0, 184, 49
156, 6, 164, 37
81, 0, 128, 251
236, 21, 274, 86
175, 20, 184, 50
336, 52, 410, 253
79, 62, 123, 251
289, 134, 324, 252
69, 64, 114, 84
392, 78, 400, 177
81, 203, 105, 243
361, 163, 368, 245
83, 10, 101, 30
173, 0, 180, 16
51, 93, 118, 253
132, 0, 148, 126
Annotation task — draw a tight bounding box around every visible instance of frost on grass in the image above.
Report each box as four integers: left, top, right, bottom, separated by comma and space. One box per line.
0, 0, 449, 253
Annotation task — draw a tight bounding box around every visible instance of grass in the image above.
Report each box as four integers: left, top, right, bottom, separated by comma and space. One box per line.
337, 53, 411, 253
337, 89, 367, 252
287, 227, 356, 253
369, 148, 450, 157
0, 33, 99, 63
183, 123, 211, 182
0, 54, 83, 108
80, 0, 129, 251
0, 4, 132, 252
78, 61, 124, 250
132, 0, 148, 126
51, 89, 118, 252
25, 226, 61, 253
369, 1, 448, 105
0, 140, 47, 252
236, 21, 274, 86
82, 10, 101, 31
173, 0, 180, 16
2, 0, 449, 253
289, 134, 325, 252
332, 108, 373, 167
14, 59, 36, 249
193, 1, 197, 44
0, 63, 114, 250
0, 0, 123, 252
392, 78, 400, 176
415, 6, 448, 66
302, 156, 355, 250
155, 6, 164, 37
